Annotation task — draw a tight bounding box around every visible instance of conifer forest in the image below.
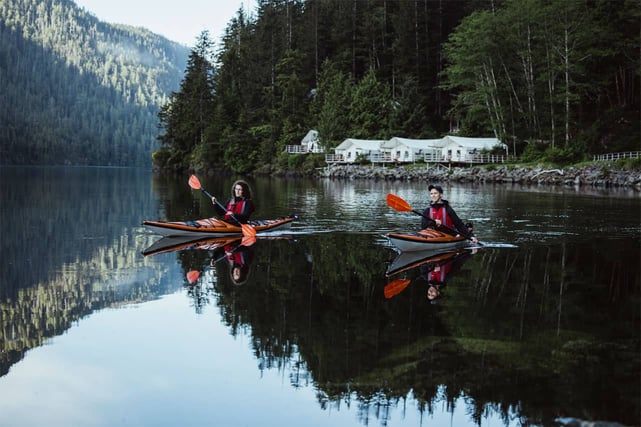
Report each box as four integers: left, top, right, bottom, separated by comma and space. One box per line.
1, 0, 639, 170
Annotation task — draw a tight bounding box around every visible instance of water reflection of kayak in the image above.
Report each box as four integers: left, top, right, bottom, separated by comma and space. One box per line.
386, 248, 469, 277
142, 235, 243, 256
142, 233, 294, 257
142, 215, 296, 237
387, 228, 468, 252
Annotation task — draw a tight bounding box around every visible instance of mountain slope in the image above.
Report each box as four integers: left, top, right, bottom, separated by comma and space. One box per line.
0, 0, 189, 165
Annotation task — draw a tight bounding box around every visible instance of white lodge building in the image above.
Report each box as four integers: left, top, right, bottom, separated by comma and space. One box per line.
382, 137, 446, 163
328, 138, 388, 163
324, 135, 507, 165
440, 135, 507, 162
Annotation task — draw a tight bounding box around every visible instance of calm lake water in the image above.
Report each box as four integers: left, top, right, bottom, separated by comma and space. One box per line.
0, 166, 639, 427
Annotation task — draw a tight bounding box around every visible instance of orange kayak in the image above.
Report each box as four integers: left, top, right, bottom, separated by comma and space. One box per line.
387, 228, 468, 252
142, 215, 295, 237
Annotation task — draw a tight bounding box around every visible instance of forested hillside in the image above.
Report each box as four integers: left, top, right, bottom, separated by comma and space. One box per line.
157, 0, 639, 174
0, 0, 189, 166
0, 0, 637, 170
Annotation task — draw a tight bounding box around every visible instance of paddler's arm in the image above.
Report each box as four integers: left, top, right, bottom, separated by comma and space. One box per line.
447, 206, 478, 244
420, 209, 436, 229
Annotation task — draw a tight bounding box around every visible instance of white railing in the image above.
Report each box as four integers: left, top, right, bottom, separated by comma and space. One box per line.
324, 150, 637, 166
286, 145, 326, 154
325, 154, 345, 163
369, 153, 393, 163
423, 153, 507, 164
325, 152, 508, 165
286, 145, 307, 154
464, 154, 507, 164
592, 152, 640, 161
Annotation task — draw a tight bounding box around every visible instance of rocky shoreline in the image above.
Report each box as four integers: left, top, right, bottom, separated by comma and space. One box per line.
315, 163, 641, 189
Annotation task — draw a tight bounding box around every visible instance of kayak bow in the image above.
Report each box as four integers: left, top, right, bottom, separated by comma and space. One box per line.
387, 228, 468, 252
142, 215, 295, 237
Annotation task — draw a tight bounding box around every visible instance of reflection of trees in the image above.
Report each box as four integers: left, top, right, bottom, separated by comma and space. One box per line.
0, 239, 178, 377
0, 167, 180, 377
190, 235, 639, 426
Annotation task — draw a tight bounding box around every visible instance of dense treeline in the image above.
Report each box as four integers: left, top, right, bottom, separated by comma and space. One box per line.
157, 0, 639, 174
0, 0, 189, 166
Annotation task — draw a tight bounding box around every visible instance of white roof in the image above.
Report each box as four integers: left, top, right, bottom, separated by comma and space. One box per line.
301, 130, 319, 144
335, 139, 386, 151
442, 135, 505, 149
383, 137, 446, 149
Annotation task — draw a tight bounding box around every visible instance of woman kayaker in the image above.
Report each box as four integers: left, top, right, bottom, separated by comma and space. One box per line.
421, 184, 478, 244
211, 180, 256, 224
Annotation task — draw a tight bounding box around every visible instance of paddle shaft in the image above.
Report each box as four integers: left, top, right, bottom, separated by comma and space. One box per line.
200, 188, 245, 227
212, 242, 244, 264
411, 208, 463, 238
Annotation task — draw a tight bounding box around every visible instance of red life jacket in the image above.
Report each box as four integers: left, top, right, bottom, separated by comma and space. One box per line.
428, 262, 453, 283
225, 199, 248, 220
429, 205, 452, 228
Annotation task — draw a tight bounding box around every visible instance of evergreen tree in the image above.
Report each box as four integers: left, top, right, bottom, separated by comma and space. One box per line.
310, 59, 353, 149
349, 68, 392, 139
157, 31, 216, 171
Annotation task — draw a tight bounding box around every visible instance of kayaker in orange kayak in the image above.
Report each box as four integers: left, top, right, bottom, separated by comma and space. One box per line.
211, 180, 256, 224
421, 184, 478, 244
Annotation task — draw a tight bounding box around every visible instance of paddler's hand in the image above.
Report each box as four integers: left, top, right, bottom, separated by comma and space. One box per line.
470, 236, 478, 244
211, 196, 217, 205
434, 219, 442, 227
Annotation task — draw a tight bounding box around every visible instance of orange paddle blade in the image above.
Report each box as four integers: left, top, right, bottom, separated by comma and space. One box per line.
384, 279, 411, 299
386, 193, 413, 212
241, 235, 257, 247
186, 270, 200, 284
241, 223, 257, 237
188, 175, 202, 190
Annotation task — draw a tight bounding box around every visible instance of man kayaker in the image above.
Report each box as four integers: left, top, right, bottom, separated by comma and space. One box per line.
421, 184, 478, 244
211, 180, 256, 224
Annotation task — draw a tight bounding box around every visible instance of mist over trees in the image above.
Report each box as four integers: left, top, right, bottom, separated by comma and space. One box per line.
157, 0, 639, 173
0, 0, 189, 166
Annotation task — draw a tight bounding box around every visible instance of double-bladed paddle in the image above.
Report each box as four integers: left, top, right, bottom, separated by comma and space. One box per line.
386, 193, 479, 244
188, 175, 256, 237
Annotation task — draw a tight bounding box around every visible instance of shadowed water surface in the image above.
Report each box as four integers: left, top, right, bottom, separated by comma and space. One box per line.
0, 166, 639, 427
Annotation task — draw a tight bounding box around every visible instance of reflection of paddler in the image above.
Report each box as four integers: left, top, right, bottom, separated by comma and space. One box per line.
384, 248, 476, 300
419, 248, 476, 303
213, 240, 256, 286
